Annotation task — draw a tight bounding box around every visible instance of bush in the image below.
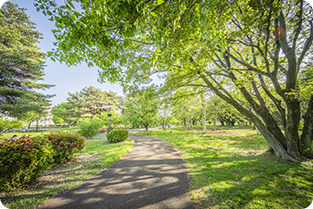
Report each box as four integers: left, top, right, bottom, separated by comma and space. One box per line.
0, 119, 23, 133
47, 132, 85, 164
0, 135, 55, 191
78, 119, 104, 139
107, 129, 129, 143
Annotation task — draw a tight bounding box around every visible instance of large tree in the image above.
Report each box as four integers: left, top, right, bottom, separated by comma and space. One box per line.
36, 0, 313, 161
123, 89, 158, 131
52, 102, 81, 127
67, 86, 122, 119
0, 2, 54, 114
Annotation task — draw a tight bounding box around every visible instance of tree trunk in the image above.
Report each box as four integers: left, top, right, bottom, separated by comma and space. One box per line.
199, 74, 299, 162
35, 119, 39, 131
213, 103, 218, 131
284, 97, 301, 159
145, 124, 149, 131
28, 122, 32, 129
300, 96, 313, 158
184, 117, 187, 126
188, 120, 192, 130
201, 94, 207, 134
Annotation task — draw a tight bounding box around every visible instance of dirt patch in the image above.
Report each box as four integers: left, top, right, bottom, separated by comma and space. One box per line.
70, 153, 97, 163
99, 127, 107, 134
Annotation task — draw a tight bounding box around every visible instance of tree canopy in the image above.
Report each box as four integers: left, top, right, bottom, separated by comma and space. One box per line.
36, 0, 313, 161
66, 86, 122, 119
123, 88, 158, 131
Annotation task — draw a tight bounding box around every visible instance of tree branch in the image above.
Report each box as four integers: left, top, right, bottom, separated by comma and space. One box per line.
298, 18, 313, 69
226, 51, 268, 76
292, 0, 304, 50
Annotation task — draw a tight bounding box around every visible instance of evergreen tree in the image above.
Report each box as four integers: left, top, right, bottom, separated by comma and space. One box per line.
0, 2, 54, 115
67, 86, 122, 119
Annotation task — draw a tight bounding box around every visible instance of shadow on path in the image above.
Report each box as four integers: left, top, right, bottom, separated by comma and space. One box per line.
38, 135, 194, 209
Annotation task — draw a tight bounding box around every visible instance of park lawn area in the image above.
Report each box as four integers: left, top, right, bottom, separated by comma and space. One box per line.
136, 125, 313, 209
0, 127, 80, 143
0, 137, 135, 209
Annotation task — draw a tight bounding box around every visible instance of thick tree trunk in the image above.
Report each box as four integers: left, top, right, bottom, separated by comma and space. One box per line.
300, 96, 313, 158
284, 97, 301, 159
145, 124, 149, 131
188, 120, 192, 130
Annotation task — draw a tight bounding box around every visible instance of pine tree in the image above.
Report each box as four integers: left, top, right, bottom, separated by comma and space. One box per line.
0, 2, 54, 115
67, 86, 122, 119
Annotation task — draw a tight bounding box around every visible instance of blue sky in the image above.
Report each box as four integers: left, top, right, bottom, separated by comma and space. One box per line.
7, 0, 124, 106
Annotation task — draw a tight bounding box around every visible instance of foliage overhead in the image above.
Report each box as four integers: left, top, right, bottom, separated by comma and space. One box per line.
35, 0, 313, 161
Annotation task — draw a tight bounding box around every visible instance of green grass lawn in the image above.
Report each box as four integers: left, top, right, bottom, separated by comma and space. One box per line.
136, 125, 313, 209
0, 127, 80, 143
0, 137, 135, 209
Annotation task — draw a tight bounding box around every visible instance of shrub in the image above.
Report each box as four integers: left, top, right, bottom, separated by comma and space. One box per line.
0, 119, 23, 134
47, 132, 85, 164
78, 119, 105, 139
0, 135, 55, 191
107, 129, 129, 143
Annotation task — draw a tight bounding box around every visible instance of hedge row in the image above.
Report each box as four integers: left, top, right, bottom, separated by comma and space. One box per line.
0, 132, 85, 191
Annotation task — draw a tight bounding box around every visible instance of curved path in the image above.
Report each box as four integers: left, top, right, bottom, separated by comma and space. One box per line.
93, 127, 161, 139
39, 135, 195, 209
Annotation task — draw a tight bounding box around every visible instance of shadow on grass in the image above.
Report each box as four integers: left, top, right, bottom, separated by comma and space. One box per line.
185, 147, 313, 208
137, 129, 313, 208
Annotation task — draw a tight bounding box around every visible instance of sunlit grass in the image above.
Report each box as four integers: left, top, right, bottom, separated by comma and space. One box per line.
0, 127, 80, 143
1, 137, 135, 209
136, 126, 313, 209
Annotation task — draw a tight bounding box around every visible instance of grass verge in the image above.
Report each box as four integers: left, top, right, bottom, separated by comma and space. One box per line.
136, 125, 313, 209
0, 127, 80, 143
0, 137, 135, 209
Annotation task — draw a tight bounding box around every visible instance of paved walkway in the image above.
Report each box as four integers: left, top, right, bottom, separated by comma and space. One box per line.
38, 135, 194, 209
93, 127, 160, 139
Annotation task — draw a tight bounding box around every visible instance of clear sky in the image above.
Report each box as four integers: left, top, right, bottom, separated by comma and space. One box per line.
7, 0, 124, 106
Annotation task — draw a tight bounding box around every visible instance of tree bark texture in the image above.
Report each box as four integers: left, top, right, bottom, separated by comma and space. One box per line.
301, 96, 313, 158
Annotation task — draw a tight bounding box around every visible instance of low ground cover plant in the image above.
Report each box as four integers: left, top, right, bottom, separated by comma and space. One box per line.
47, 132, 85, 164
0, 135, 54, 191
136, 125, 313, 209
107, 129, 128, 143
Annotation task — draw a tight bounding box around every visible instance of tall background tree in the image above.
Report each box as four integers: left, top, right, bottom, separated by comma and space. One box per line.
52, 102, 81, 127
66, 86, 122, 119
123, 88, 158, 131
0, 2, 54, 115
